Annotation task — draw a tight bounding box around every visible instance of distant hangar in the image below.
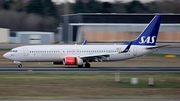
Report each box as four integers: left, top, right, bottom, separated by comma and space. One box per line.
0, 28, 9, 43
10, 31, 54, 44
62, 13, 180, 43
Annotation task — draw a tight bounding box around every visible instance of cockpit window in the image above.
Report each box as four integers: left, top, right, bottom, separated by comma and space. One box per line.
10, 50, 18, 52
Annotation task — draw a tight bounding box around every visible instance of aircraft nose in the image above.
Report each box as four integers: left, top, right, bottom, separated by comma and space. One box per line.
3, 53, 9, 59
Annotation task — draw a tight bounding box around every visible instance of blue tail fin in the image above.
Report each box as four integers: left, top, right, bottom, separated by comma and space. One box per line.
132, 15, 162, 46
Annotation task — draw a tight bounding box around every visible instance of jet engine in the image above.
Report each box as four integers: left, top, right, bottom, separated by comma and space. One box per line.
63, 57, 83, 65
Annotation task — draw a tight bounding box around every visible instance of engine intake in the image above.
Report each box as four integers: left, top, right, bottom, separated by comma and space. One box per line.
63, 57, 83, 65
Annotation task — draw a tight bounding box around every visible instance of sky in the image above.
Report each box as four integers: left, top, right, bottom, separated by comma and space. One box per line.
52, 0, 156, 4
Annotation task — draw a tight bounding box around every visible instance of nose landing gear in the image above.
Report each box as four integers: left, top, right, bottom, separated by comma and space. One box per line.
18, 64, 22, 68
14, 61, 22, 68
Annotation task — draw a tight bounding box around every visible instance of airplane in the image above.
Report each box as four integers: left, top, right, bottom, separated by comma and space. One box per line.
3, 15, 168, 68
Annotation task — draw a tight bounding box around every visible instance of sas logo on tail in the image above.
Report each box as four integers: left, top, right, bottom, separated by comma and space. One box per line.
139, 36, 156, 44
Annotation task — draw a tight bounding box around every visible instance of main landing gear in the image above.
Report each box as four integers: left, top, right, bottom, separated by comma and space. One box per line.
78, 64, 83, 68
77, 62, 91, 68
85, 62, 90, 68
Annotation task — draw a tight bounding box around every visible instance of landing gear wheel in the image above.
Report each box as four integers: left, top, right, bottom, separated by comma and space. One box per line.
78, 64, 83, 68
85, 62, 91, 68
18, 64, 22, 68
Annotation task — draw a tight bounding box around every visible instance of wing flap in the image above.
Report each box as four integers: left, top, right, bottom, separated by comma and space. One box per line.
80, 53, 111, 58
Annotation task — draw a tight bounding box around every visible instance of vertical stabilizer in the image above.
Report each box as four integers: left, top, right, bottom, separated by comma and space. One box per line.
132, 15, 162, 46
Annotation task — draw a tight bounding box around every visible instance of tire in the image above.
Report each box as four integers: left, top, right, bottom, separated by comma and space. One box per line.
78, 64, 83, 68
85, 63, 90, 68
18, 64, 22, 68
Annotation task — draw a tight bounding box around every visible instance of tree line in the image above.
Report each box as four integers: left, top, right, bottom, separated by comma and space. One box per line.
0, 0, 179, 32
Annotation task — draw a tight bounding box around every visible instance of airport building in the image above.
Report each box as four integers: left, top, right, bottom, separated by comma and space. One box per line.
61, 13, 180, 43
9, 31, 54, 44
0, 28, 9, 43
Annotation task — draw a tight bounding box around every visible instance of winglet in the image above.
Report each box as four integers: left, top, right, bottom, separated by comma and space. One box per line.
82, 40, 87, 45
120, 41, 132, 53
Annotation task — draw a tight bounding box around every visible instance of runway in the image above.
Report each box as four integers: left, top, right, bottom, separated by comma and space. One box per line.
0, 100, 179, 101
0, 66, 180, 73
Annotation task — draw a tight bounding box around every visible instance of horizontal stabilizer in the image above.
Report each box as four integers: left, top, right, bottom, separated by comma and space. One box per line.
146, 45, 170, 49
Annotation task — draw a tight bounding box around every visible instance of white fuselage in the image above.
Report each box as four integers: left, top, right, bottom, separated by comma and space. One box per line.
3, 45, 156, 62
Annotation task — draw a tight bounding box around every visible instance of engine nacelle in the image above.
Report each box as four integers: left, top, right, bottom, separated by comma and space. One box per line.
52, 62, 63, 65
63, 57, 83, 65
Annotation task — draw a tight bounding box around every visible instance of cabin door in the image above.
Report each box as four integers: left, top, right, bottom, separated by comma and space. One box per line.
23, 47, 28, 56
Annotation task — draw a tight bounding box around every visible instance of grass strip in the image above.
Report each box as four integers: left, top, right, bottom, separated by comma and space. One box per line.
0, 73, 180, 99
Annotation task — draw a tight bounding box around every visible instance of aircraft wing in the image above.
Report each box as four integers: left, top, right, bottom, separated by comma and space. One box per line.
146, 45, 170, 49
79, 41, 132, 62
80, 53, 110, 58
80, 53, 114, 62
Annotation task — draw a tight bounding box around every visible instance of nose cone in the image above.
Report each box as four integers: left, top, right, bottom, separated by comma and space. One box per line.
3, 53, 9, 59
